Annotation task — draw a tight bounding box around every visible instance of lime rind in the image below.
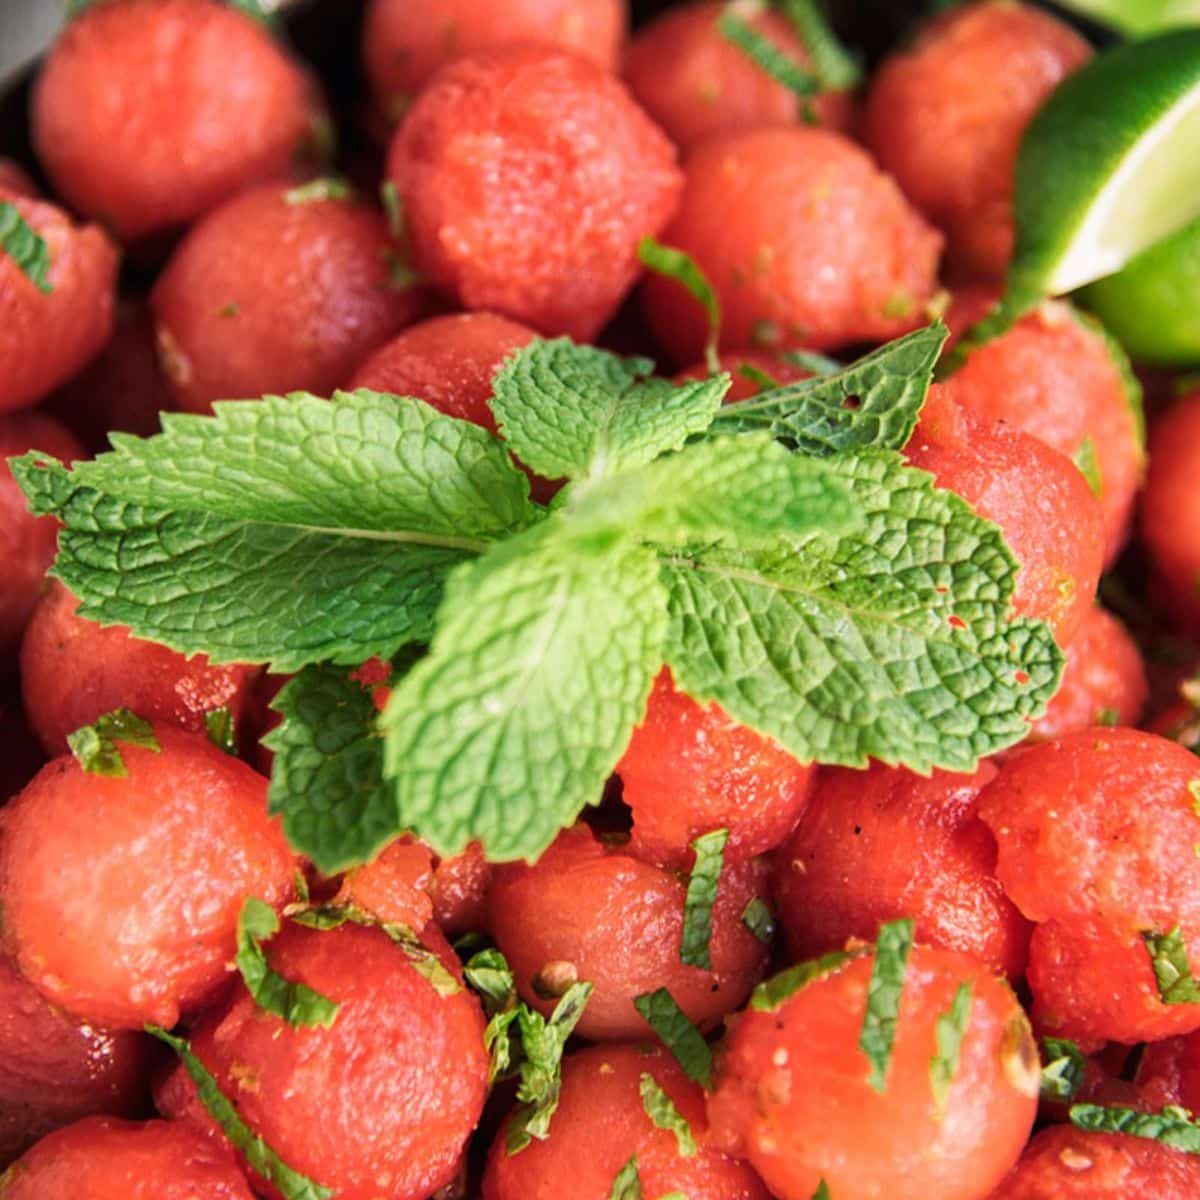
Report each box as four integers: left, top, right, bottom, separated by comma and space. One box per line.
1010, 28, 1200, 300
1053, 0, 1200, 38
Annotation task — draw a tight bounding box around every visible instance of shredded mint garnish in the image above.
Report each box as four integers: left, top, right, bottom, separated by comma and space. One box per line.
1143, 927, 1200, 1004
859, 919, 914, 1093
638, 237, 722, 374
1074, 434, 1103, 498
1040, 1036, 1086, 1102
639, 1073, 697, 1157
633, 988, 713, 1089
284, 178, 355, 206
0, 201, 52, 294
741, 896, 776, 944
929, 982, 972, 1113
205, 707, 237, 754
680, 829, 729, 970
1070, 1102, 1200, 1153
609, 1156, 643, 1200
718, 7, 818, 121
67, 708, 159, 777
750, 948, 861, 1012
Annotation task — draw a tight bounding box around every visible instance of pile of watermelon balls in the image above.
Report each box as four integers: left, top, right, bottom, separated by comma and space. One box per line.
3, 0, 1200, 1197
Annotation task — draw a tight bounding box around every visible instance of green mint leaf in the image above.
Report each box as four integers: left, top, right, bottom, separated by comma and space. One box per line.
145, 1026, 333, 1200
80, 391, 530, 542
812, 1183, 832, 1200
929, 982, 972, 1114
235, 898, 340, 1028
66, 708, 159, 777
638, 238, 721, 374
284, 178, 355, 205
782, 349, 843, 377
380, 181, 403, 238
1040, 1037, 1086, 1102
264, 662, 396, 876
860, 919, 914, 1093
680, 829, 729, 970
738, 363, 783, 392
507, 981, 594, 1153
1074, 434, 1104, 499
560, 432, 860, 552
205, 707, 237, 755
639, 1073, 697, 1157
750, 948, 861, 1012
609, 1156, 643, 1200
285, 903, 460, 996
489, 339, 728, 482
464, 947, 518, 1014
1096, 706, 1120, 727
1143, 927, 1200, 1004
0, 201, 52, 294
741, 897, 776, 944
711, 324, 947, 457
660, 451, 1063, 772
781, 0, 861, 89
1070, 1103, 1200, 1154
632, 989, 714, 1089
382, 531, 667, 861
226, 0, 280, 30
718, 8, 819, 119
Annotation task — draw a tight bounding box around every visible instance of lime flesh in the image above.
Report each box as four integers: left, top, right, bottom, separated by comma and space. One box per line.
1054, 0, 1200, 37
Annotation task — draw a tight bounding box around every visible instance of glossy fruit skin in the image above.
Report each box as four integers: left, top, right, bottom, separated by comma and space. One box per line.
349, 312, 536, 428
151, 183, 420, 414
941, 290, 1144, 564
708, 945, 1038, 1200
32, 0, 325, 243
985, 1125, 1200, 1199
641, 127, 942, 367
0, 414, 84, 668
1142, 391, 1200, 637
978, 728, 1200, 1043
363, 0, 627, 122
623, 1, 852, 154
20, 581, 260, 758
0, 160, 36, 198
773, 762, 1032, 981
0, 727, 295, 1030
0, 955, 148, 1169
0, 1116, 255, 1200
45, 300, 172, 454
617, 669, 816, 868
488, 824, 769, 1040
1136, 1029, 1200, 1112
904, 387, 1104, 646
0, 188, 117, 414
483, 1043, 770, 1200
387, 46, 682, 342
1023, 604, 1146, 744
157, 920, 488, 1200
863, 2, 1091, 281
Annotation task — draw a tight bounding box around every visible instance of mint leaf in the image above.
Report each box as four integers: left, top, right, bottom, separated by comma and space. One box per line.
639, 1073, 697, 1157
719, 8, 819, 118
11, 455, 473, 674
741, 897, 776, 944
1074, 434, 1103, 499
638, 238, 721, 373
561, 432, 859, 552
284, 178, 355, 205
235, 899, 340, 1028
812, 1184, 832, 1200
489, 339, 728, 482
0, 201, 52, 294
264, 662, 396, 876
782, 0, 861, 89
1040, 1037, 1086, 1102
711, 325, 947, 456
66, 708, 159, 777
227, 0, 280, 29
464, 947, 521, 1082
382, 531, 667, 861
205, 707, 237, 755
1070, 1103, 1200, 1153
860, 919, 914, 1093
929, 982, 972, 1114
507, 981, 594, 1153
146, 1026, 333, 1200
81, 391, 531, 541
660, 451, 1063, 772
750, 948, 861, 1012
1143, 928, 1200, 1004
680, 829, 729, 970
633, 989, 714, 1089
609, 1156, 643, 1200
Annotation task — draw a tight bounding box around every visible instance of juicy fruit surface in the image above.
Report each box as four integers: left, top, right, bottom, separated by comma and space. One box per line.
32, 0, 321, 242
641, 127, 943, 365
707, 946, 1038, 1200
157, 920, 488, 1200
388, 46, 682, 341
0, 727, 295, 1029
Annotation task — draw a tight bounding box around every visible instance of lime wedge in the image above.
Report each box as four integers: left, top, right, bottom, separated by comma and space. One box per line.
1052, 0, 1200, 37
1008, 28, 1200, 304
1078, 212, 1200, 364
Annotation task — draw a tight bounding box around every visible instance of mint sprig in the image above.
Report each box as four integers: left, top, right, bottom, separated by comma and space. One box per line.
14, 332, 1062, 867
0, 201, 52, 295
1143, 927, 1200, 1004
